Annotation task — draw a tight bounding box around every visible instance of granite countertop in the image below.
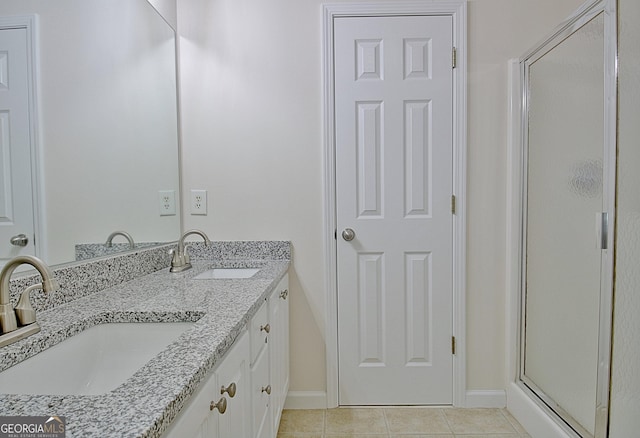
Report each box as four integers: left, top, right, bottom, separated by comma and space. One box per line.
0, 259, 289, 438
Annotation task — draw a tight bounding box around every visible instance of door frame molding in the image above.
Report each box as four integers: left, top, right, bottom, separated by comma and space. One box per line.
0, 15, 45, 260
322, 0, 468, 408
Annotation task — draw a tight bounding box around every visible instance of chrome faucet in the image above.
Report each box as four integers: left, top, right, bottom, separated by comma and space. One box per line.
0, 255, 59, 347
105, 231, 135, 249
170, 230, 211, 273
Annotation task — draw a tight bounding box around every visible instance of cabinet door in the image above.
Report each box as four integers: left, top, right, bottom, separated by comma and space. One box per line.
251, 335, 271, 438
216, 331, 250, 438
164, 331, 251, 438
162, 368, 219, 438
269, 274, 289, 433
192, 418, 217, 438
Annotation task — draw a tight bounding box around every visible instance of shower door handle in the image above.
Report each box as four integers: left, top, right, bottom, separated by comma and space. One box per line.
596, 212, 608, 250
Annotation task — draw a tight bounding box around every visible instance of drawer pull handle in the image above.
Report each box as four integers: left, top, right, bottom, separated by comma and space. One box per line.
220, 382, 236, 398
280, 289, 288, 299
210, 397, 227, 414
260, 324, 271, 333
261, 385, 272, 395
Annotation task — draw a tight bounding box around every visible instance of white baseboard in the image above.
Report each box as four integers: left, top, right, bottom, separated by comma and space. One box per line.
284, 391, 328, 410
506, 383, 572, 438
284, 389, 506, 410
465, 390, 507, 408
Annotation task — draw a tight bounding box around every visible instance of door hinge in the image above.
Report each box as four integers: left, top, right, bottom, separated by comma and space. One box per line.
452, 47, 457, 69
334, 229, 337, 240
452, 336, 456, 355
451, 195, 456, 215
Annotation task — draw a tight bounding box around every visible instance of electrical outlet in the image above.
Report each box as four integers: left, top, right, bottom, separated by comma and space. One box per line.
191, 189, 207, 215
158, 190, 176, 216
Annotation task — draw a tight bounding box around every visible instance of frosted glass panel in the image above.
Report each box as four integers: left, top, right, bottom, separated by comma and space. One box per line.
523, 13, 604, 436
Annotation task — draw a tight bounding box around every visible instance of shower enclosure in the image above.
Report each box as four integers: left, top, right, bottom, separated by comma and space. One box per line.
517, 0, 617, 437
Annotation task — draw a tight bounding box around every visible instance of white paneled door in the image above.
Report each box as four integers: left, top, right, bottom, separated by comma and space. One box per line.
335, 15, 454, 405
0, 27, 36, 262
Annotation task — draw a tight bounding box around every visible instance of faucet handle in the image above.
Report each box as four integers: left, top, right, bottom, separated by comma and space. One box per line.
169, 248, 181, 264
15, 283, 42, 326
15, 277, 58, 326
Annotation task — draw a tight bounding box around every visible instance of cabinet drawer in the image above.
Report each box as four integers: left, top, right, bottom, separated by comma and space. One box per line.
251, 346, 271, 438
250, 299, 269, 365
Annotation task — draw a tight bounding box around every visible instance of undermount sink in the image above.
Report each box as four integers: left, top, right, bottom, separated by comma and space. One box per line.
0, 322, 194, 396
193, 268, 260, 280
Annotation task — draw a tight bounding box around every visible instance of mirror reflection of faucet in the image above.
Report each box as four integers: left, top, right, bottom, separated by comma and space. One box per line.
105, 231, 135, 249
170, 230, 211, 273
0, 255, 59, 348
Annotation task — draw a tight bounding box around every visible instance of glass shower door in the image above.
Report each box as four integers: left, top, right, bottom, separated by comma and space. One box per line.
520, 5, 614, 437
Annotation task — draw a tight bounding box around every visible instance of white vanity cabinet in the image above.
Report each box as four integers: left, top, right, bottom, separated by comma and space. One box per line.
269, 275, 290, 433
163, 273, 289, 438
250, 296, 271, 438
163, 330, 251, 438
250, 274, 290, 438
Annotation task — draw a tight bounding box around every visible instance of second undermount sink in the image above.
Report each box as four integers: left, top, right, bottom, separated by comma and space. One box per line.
193, 268, 260, 280
0, 322, 194, 396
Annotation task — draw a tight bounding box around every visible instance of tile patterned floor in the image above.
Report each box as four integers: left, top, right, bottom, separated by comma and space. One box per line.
277, 407, 531, 438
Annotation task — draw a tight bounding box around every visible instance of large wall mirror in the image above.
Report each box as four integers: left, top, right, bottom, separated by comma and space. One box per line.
518, 0, 616, 437
0, 0, 181, 267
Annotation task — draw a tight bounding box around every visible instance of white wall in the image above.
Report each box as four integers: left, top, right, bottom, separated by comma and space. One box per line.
609, 0, 640, 435
177, 0, 582, 398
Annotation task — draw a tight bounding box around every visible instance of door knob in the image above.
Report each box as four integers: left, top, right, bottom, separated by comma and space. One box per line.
10, 234, 29, 247
341, 228, 356, 241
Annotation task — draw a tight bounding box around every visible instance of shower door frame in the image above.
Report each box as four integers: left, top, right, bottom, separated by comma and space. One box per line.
516, 0, 618, 437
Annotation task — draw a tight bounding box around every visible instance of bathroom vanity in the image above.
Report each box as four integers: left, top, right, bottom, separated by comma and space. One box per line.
163, 274, 289, 438
0, 241, 290, 438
